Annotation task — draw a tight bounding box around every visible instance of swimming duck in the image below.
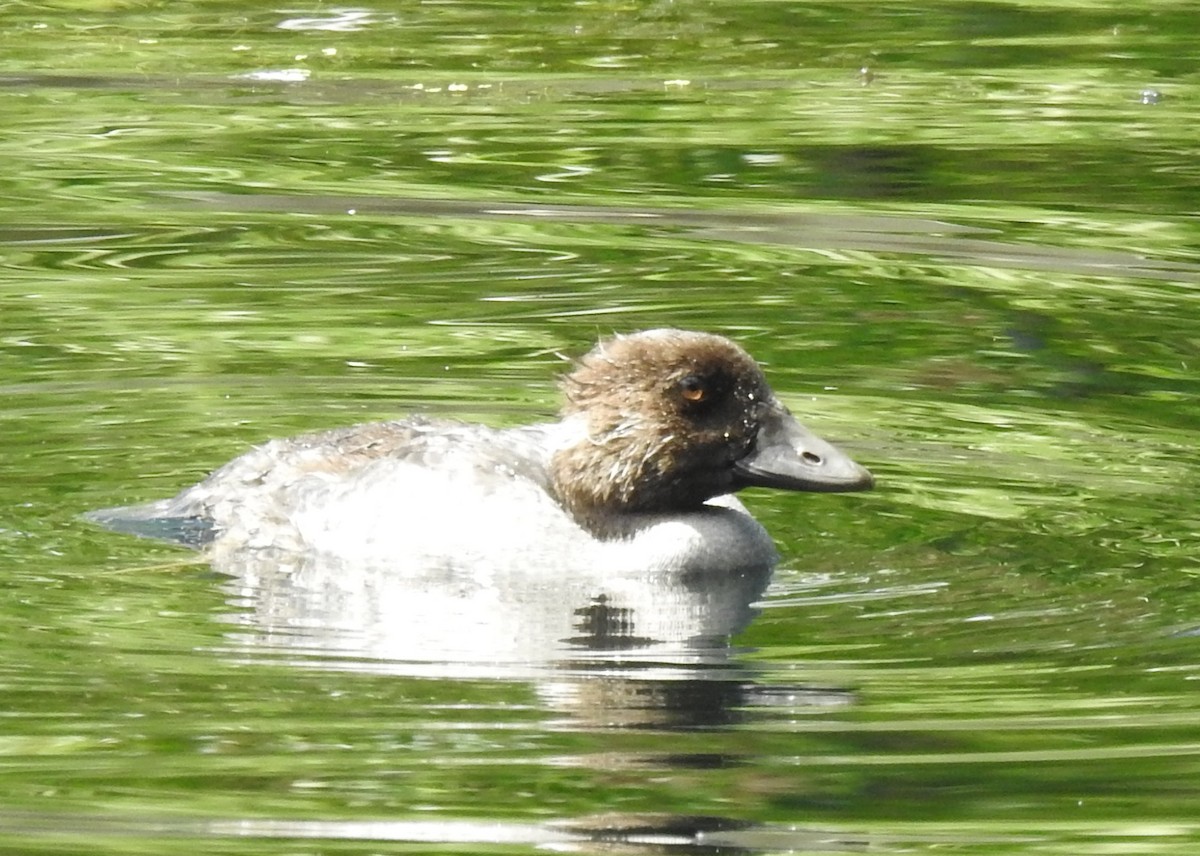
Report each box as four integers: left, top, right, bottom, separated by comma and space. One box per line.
88, 329, 873, 574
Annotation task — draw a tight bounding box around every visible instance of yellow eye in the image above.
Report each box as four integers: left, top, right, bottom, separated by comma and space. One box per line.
680, 376, 708, 403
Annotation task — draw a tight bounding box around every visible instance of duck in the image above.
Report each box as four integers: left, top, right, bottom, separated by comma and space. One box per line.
87, 329, 873, 574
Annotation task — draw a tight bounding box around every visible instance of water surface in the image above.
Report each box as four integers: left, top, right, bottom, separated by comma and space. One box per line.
3, 2, 1199, 853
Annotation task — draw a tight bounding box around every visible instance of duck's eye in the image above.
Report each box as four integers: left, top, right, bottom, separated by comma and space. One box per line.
679, 375, 709, 403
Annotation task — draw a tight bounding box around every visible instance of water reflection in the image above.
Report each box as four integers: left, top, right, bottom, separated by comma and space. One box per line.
204, 812, 869, 853
174, 191, 1200, 283
220, 544, 769, 670
193, 548, 859, 851
2, 808, 870, 854
217, 546, 855, 729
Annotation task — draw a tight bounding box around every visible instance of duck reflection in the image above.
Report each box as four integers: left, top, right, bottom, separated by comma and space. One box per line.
213, 543, 857, 735
205, 537, 855, 851
218, 546, 770, 671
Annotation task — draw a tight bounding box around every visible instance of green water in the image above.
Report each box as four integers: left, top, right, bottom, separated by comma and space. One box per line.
3, 1, 1199, 853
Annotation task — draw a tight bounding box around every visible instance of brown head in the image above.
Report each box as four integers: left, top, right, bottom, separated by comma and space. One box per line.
549, 329, 873, 526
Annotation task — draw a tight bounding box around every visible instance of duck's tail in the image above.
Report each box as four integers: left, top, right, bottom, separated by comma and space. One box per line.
83, 501, 213, 549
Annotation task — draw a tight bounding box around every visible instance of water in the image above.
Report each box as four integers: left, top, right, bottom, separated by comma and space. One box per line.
3, 2, 1200, 853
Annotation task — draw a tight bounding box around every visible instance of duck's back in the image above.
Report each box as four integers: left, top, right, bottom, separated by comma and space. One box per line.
88, 418, 564, 553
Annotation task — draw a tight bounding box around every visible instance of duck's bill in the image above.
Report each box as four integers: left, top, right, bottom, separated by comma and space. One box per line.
733, 405, 874, 493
